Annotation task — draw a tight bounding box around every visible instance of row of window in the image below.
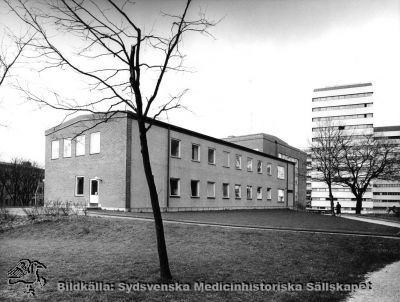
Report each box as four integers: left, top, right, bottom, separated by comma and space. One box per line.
373, 199, 400, 203
312, 102, 373, 112
312, 124, 373, 132
373, 184, 400, 188
170, 178, 285, 202
51, 132, 101, 159
170, 139, 285, 179
312, 113, 373, 122
312, 188, 372, 192
312, 92, 372, 102
373, 192, 400, 196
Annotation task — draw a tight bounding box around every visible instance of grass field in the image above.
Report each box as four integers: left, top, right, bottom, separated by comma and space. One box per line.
95, 209, 400, 236
1, 215, 400, 302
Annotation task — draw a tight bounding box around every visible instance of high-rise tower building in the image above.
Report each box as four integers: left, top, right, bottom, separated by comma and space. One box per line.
311, 83, 374, 212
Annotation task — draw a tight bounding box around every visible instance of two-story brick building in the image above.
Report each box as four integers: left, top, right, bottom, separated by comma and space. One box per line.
45, 112, 299, 212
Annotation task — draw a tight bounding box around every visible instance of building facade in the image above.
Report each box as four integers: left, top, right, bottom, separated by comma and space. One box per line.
45, 112, 297, 212
310, 83, 400, 212
223, 133, 307, 209
372, 126, 400, 211
311, 83, 375, 212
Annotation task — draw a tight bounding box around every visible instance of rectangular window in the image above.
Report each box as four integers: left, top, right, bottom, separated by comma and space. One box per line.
235, 155, 242, 169
76, 135, 85, 156
191, 144, 200, 161
63, 138, 72, 158
267, 188, 272, 200
278, 189, 285, 202
51, 140, 59, 159
170, 178, 180, 197
207, 182, 216, 198
246, 185, 253, 200
234, 185, 241, 199
191, 180, 200, 197
266, 163, 272, 175
90, 132, 101, 154
257, 160, 262, 173
223, 151, 230, 167
208, 148, 216, 164
277, 166, 285, 179
247, 158, 253, 172
222, 183, 230, 198
257, 187, 262, 200
170, 139, 180, 157
75, 176, 84, 196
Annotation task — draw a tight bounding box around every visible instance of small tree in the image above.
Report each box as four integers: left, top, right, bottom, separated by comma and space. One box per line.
310, 120, 347, 216
6, 0, 215, 280
336, 134, 400, 214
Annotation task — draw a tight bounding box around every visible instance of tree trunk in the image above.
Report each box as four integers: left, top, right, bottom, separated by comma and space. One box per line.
328, 185, 335, 216
137, 118, 172, 281
355, 195, 363, 215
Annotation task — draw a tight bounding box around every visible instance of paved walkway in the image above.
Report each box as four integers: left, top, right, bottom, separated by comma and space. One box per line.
341, 215, 400, 229
88, 212, 400, 240
346, 260, 400, 302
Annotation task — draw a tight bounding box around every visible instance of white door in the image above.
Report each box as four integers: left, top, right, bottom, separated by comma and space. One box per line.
89, 179, 99, 204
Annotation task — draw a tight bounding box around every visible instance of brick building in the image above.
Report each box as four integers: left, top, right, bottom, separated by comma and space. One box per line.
45, 112, 301, 212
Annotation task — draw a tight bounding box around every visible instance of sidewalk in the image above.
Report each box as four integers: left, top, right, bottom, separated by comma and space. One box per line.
341, 215, 400, 229
346, 260, 400, 302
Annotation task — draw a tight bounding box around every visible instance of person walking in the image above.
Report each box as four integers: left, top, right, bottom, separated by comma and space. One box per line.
336, 202, 342, 216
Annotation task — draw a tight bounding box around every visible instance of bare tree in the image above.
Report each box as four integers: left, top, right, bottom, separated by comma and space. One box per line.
6, 0, 215, 280
0, 30, 33, 87
335, 134, 400, 214
310, 120, 347, 216
0, 159, 44, 206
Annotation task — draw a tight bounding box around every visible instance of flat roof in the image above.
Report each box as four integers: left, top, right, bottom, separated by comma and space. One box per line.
374, 126, 400, 132
314, 83, 372, 92
45, 112, 295, 165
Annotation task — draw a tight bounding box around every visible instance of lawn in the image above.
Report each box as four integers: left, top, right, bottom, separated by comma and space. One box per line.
94, 209, 400, 236
1, 216, 400, 301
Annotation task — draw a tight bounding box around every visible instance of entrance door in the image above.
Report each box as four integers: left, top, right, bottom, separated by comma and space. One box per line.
89, 179, 99, 204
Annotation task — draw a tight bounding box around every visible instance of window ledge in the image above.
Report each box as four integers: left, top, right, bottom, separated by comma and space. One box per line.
170, 195, 181, 198
170, 156, 181, 159
207, 197, 216, 199
223, 197, 230, 199
208, 162, 216, 166
191, 196, 200, 199
235, 198, 241, 200
191, 159, 200, 163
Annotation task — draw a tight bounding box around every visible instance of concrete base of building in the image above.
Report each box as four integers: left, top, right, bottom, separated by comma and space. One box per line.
100, 205, 291, 213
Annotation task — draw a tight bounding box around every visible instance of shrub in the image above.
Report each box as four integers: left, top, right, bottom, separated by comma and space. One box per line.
0, 207, 17, 222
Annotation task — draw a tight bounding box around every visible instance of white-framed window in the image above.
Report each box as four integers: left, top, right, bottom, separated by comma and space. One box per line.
234, 184, 241, 199
235, 155, 242, 169
266, 188, 272, 200
266, 163, 272, 175
75, 176, 84, 196
223, 151, 230, 167
191, 180, 200, 197
76, 135, 85, 156
278, 189, 285, 202
170, 138, 181, 158
257, 160, 262, 173
277, 166, 285, 179
208, 148, 216, 164
90, 132, 101, 154
192, 144, 200, 162
222, 183, 230, 198
51, 140, 59, 159
257, 187, 262, 200
247, 158, 253, 172
170, 178, 180, 197
207, 182, 216, 198
246, 185, 253, 200
63, 138, 72, 158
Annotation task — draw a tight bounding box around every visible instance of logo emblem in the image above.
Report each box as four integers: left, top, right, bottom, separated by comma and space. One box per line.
8, 259, 47, 296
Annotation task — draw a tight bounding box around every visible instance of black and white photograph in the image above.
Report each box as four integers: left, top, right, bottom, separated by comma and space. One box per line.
0, 0, 399, 301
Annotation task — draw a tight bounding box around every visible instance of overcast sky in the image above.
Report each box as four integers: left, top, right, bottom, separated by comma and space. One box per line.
1, 0, 400, 166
